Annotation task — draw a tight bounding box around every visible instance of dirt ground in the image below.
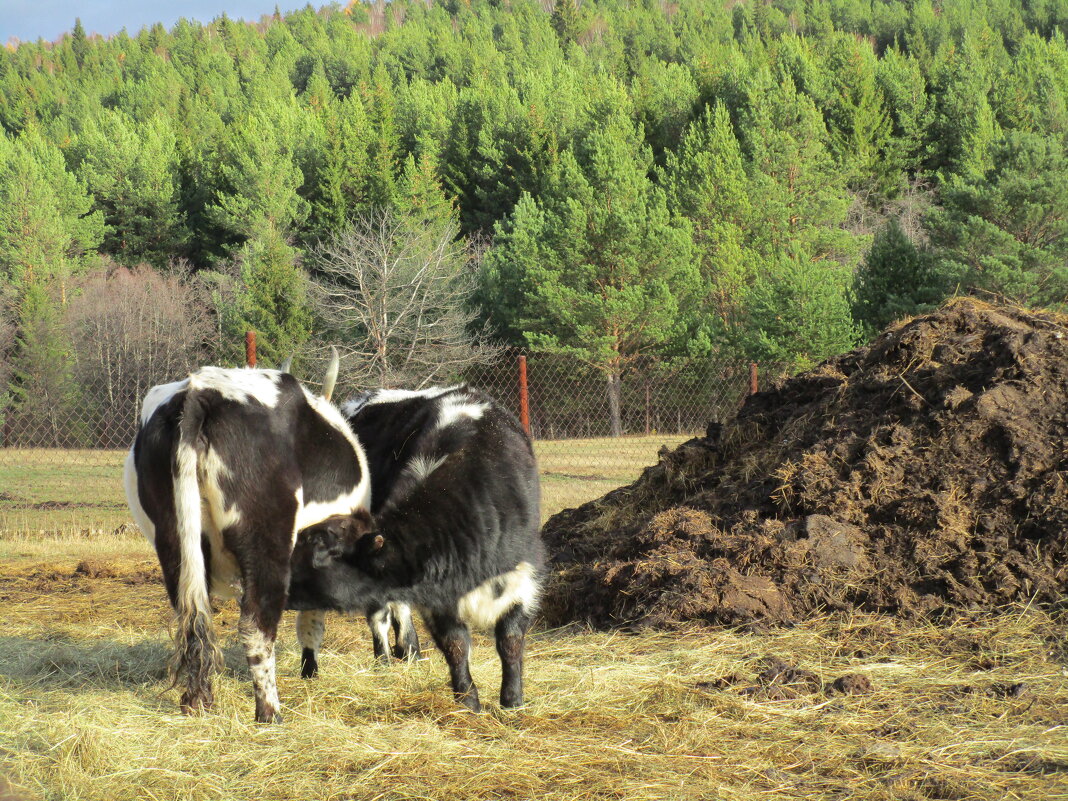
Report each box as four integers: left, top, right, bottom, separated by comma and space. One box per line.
542, 299, 1068, 628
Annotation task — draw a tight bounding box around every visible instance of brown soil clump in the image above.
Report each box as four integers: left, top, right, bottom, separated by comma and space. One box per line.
542, 300, 1068, 627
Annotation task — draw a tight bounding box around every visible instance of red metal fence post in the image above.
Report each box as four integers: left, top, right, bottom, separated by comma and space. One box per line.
246, 331, 257, 368
749, 362, 758, 395
518, 354, 530, 437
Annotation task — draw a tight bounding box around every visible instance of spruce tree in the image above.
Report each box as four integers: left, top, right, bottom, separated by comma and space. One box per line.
735, 249, 859, 372
229, 224, 313, 365
853, 219, 943, 337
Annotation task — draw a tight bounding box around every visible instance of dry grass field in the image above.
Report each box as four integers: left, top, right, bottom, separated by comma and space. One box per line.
0, 439, 1066, 799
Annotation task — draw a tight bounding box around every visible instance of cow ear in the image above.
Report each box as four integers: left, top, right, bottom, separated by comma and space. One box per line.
351, 531, 385, 562
350, 508, 373, 534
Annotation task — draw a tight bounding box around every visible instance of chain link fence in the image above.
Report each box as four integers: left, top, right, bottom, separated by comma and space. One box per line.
0, 346, 768, 536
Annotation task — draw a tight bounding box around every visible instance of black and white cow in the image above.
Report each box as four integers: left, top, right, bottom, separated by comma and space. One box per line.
288, 386, 544, 711
124, 366, 369, 723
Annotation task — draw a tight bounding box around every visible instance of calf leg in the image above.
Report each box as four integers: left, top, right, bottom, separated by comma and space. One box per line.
426, 612, 480, 712
296, 609, 325, 678
495, 604, 531, 709
390, 603, 421, 660
366, 604, 392, 664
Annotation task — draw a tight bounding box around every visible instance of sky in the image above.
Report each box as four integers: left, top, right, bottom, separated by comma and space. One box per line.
0, 1, 303, 44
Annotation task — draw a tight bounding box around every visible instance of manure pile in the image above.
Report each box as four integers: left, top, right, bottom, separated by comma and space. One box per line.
542, 300, 1068, 627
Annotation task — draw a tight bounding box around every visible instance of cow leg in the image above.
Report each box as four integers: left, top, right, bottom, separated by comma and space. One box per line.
390, 603, 421, 660
366, 603, 392, 664
296, 609, 325, 678
238, 569, 288, 724
495, 604, 531, 709
426, 612, 480, 712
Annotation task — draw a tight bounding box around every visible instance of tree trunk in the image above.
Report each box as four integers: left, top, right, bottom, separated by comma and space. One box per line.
606, 372, 622, 438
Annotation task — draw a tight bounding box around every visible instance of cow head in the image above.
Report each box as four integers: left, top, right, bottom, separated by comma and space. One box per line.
299, 509, 377, 568
288, 509, 385, 611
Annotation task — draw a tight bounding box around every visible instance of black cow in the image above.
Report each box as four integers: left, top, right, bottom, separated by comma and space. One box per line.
289, 386, 544, 711
124, 366, 370, 722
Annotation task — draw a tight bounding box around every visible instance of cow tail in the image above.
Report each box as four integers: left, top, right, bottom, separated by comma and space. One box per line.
171, 391, 220, 707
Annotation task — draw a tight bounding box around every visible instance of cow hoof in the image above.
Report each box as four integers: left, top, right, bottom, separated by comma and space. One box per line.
458, 695, 482, 713
179, 688, 214, 715
255, 706, 283, 724
300, 649, 318, 679
500, 696, 524, 710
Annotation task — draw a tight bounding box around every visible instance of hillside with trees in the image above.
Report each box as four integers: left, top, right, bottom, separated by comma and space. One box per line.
1, 0, 1067, 439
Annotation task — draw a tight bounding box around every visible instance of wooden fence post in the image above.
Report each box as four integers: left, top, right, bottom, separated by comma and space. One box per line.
518, 354, 530, 437
749, 362, 758, 395
245, 331, 257, 368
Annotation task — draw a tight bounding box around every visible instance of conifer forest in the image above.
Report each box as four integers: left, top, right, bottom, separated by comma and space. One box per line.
1, 0, 1067, 430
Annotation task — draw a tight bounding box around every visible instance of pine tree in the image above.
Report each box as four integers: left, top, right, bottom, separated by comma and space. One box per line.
485, 117, 698, 436
208, 102, 311, 244
75, 111, 188, 269
925, 130, 1068, 306
741, 73, 857, 265
307, 88, 371, 239
550, 0, 584, 46
0, 131, 102, 293
925, 34, 1001, 180
363, 64, 401, 210
825, 37, 895, 194
71, 18, 89, 69
665, 102, 756, 333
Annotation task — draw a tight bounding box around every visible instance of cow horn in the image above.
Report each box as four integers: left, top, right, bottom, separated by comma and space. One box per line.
278, 356, 293, 374
322, 346, 339, 401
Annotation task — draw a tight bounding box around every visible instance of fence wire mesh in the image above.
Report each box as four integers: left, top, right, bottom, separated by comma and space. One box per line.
0, 349, 765, 535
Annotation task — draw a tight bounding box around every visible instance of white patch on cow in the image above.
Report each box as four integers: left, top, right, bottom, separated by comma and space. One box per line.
295, 388, 372, 530
189, 366, 282, 408
297, 492, 370, 533
406, 454, 447, 481
123, 447, 156, 546
456, 562, 540, 629
436, 394, 488, 430
239, 617, 280, 719
291, 487, 304, 546
349, 386, 458, 412
296, 609, 325, 652
140, 378, 189, 425
198, 446, 243, 598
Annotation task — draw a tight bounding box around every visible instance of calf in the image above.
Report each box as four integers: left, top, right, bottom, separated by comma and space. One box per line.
124, 366, 369, 722
289, 386, 544, 711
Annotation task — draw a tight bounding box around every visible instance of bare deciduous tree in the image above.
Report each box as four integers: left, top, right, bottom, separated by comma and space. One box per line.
309, 210, 501, 391
65, 262, 215, 446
